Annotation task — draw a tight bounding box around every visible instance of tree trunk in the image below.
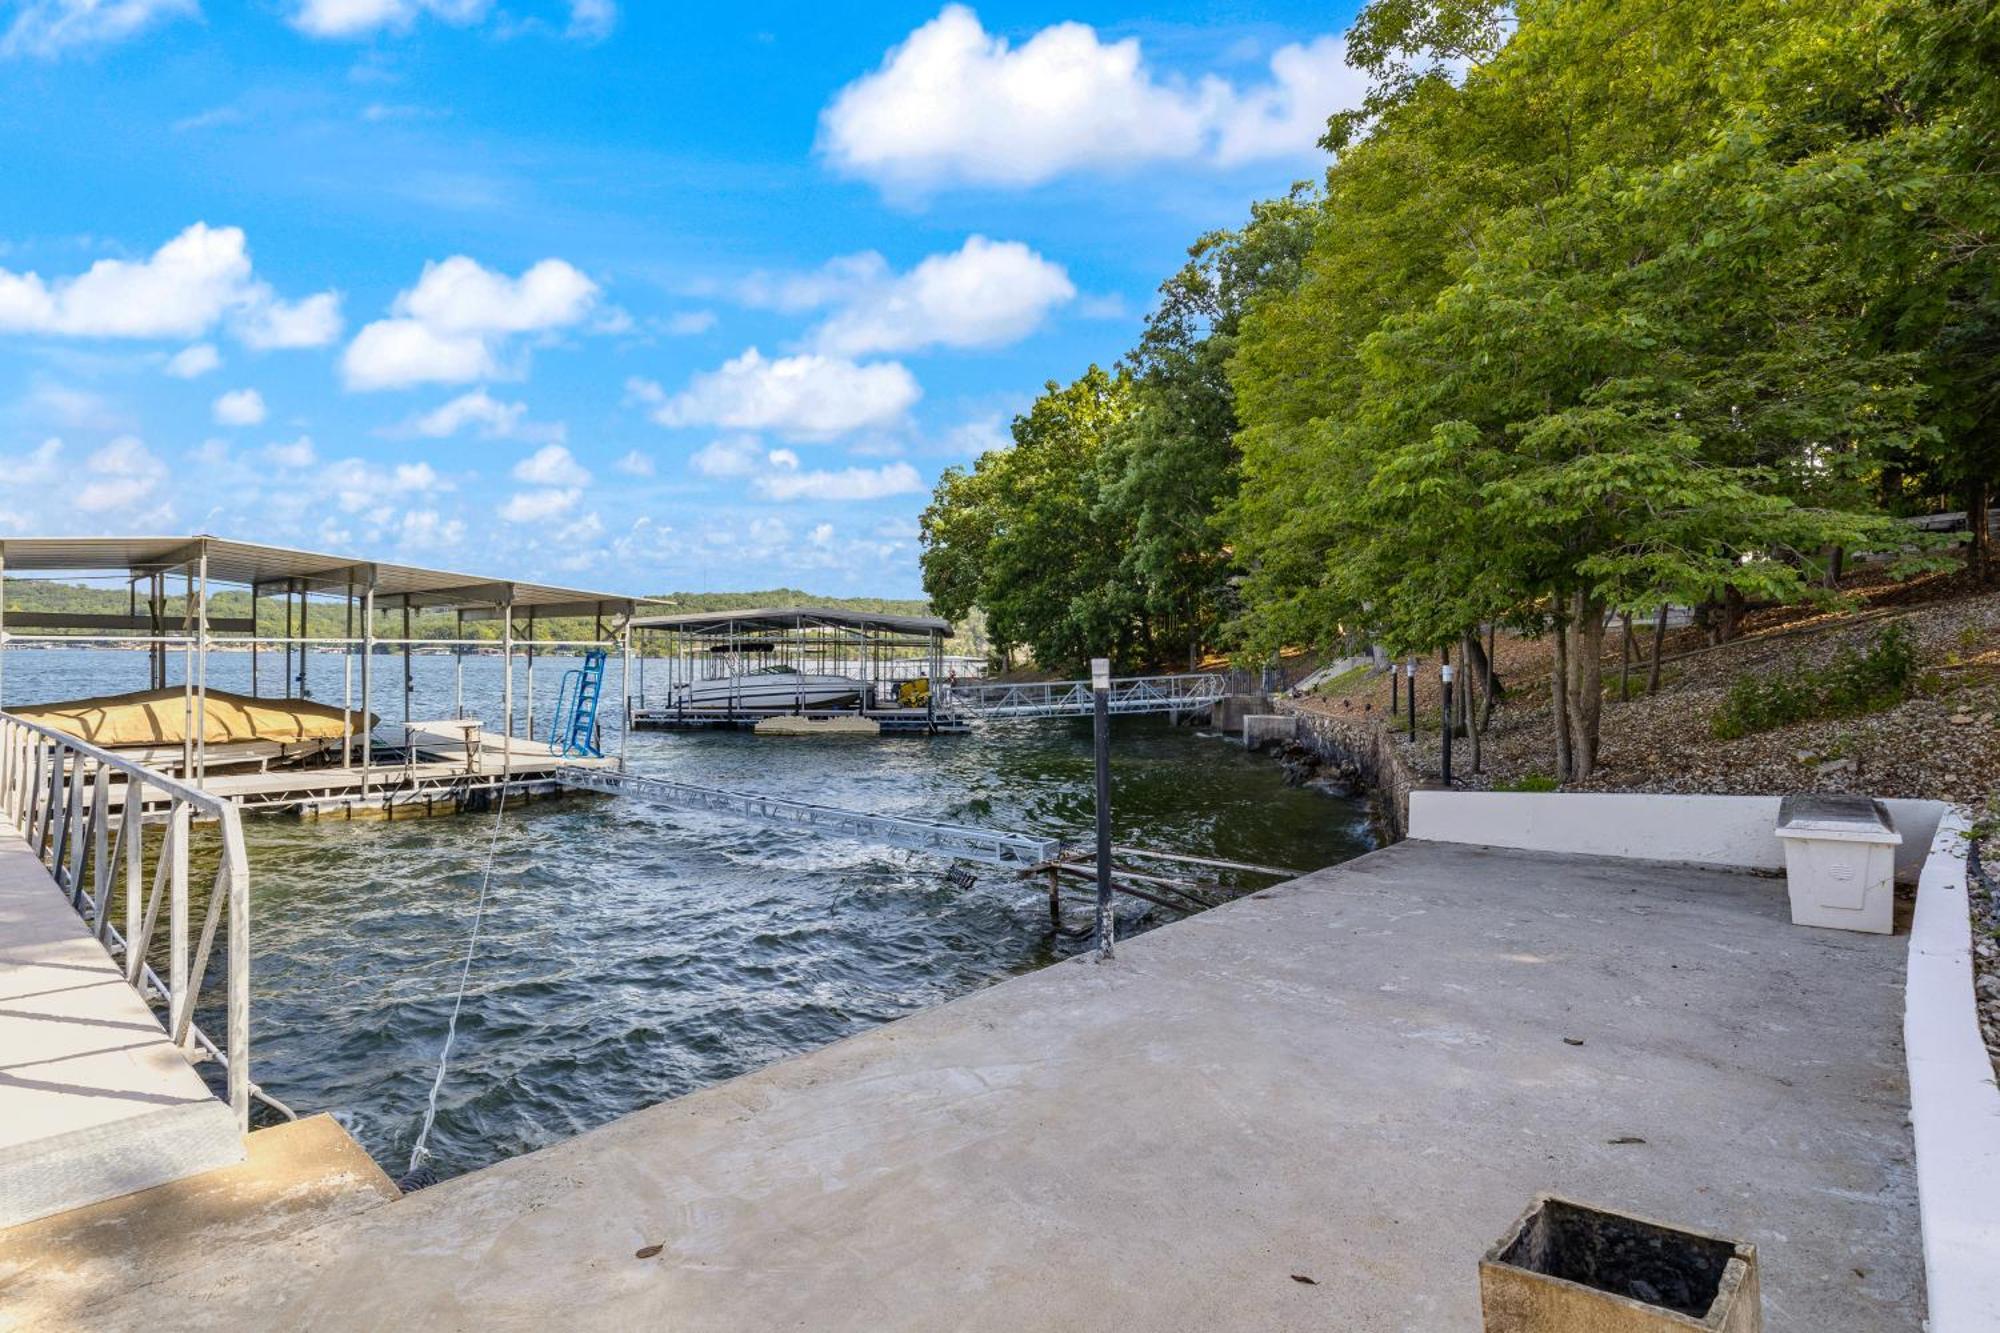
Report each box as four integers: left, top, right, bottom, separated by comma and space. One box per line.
1481, 623, 1497, 730
1972, 479, 1992, 587
1567, 593, 1605, 779
1618, 610, 1633, 702
1461, 630, 1506, 702
1719, 585, 1746, 643
1646, 604, 1668, 694
1550, 616, 1573, 782
1463, 631, 1483, 774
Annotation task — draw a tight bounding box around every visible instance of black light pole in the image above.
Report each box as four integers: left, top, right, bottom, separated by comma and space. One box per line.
1405, 658, 1417, 742
1390, 657, 1399, 713
1091, 656, 1114, 961
1440, 659, 1455, 784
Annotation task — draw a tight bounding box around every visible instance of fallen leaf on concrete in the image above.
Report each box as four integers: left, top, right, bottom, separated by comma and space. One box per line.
635, 1245, 663, 1259
1563, 1036, 1585, 1047
1290, 1274, 1319, 1285
1607, 1136, 1647, 1145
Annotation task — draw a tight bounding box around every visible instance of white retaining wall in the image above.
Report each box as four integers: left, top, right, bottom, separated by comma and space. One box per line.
1407, 790, 1944, 882
1405, 790, 1998, 1331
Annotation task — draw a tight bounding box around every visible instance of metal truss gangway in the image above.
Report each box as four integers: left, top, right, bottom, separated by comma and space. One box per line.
556, 767, 1061, 868
940, 672, 1225, 721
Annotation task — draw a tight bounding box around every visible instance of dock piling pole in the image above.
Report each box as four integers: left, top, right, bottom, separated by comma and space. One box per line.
1091, 656, 1114, 961
361, 583, 375, 798
343, 582, 354, 770
195, 545, 209, 783
501, 600, 515, 787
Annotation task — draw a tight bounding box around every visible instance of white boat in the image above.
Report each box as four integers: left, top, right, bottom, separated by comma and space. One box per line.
674, 666, 864, 711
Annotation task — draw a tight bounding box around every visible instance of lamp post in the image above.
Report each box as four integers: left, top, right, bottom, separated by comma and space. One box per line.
1091, 656, 1114, 961
1440, 661, 1455, 784
1405, 658, 1417, 742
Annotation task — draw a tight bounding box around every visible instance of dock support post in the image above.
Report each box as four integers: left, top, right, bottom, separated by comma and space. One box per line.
296, 584, 308, 700
454, 610, 465, 718
525, 610, 536, 742
196, 544, 210, 783
1091, 656, 1113, 961
342, 582, 354, 770
618, 619, 632, 771
166, 801, 190, 1051
501, 600, 515, 787
361, 583, 375, 798
402, 605, 412, 732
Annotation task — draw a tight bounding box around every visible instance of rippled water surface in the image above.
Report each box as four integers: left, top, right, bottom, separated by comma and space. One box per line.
4, 648, 1373, 1178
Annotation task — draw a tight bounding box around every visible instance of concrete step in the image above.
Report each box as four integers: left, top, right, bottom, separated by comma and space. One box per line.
0, 1114, 399, 1329
0, 831, 244, 1230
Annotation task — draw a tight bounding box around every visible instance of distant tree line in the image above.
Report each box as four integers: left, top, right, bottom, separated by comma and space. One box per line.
1, 581, 949, 650
918, 0, 1999, 777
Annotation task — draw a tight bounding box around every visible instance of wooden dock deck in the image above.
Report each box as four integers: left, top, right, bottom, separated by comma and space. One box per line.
0, 827, 243, 1230
194, 737, 619, 820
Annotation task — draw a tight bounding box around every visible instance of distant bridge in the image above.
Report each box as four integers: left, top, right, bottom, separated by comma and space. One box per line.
941, 673, 1225, 721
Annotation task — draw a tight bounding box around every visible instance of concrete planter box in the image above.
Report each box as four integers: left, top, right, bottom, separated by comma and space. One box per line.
1774, 795, 1901, 935
1480, 1195, 1760, 1332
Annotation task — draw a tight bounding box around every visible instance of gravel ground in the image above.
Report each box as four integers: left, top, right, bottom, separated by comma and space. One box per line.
1298, 570, 2000, 1076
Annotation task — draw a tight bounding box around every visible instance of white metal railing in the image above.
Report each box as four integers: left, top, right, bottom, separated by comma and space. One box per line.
0, 710, 280, 1130
941, 673, 1227, 720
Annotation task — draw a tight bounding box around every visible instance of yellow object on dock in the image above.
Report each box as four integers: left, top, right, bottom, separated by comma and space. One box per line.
897, 677, 930, 707
753, 715, 882, 738
11, 687, 372, 748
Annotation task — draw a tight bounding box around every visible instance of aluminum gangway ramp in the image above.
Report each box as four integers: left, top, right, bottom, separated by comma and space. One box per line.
941, 672, 1225, 720
557, 768, 1060, 868
0, 829, 243, 1230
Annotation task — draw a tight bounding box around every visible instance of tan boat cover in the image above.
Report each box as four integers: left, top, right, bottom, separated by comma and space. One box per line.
12, 688, 374, 748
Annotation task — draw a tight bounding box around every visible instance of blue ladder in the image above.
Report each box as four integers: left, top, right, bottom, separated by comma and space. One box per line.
549, 650, 608, 757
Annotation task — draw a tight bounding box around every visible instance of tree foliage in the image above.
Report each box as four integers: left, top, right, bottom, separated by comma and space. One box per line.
919, 0, 1996, 778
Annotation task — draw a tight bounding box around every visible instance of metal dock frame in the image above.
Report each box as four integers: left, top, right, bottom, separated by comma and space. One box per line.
556, 767, 1061, 868
941, 673, 1226, 720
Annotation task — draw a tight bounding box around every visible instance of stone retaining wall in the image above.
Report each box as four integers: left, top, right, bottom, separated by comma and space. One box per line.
1273, 699, 1420, 842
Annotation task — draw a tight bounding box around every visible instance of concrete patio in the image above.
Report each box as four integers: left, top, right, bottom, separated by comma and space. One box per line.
11, 838, 1922, 1331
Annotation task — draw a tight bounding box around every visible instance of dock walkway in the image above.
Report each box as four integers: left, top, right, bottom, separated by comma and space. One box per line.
0, 828, 241, 1231
37, 840, 1921, 1330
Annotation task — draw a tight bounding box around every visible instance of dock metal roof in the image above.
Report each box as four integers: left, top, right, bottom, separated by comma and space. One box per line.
631, 606, 953, 636
0, 535, 653, 618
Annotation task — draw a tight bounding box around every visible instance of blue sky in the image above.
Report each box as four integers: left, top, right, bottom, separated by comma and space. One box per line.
0, 0, 1363, 597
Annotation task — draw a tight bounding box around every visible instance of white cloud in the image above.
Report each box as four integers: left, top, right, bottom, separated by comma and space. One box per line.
818, 6, 1362, 188
290, 0, 612, 39
1, 437, 64, 485
662, 309, 716, 336
649, 347, 919, 439
511, 442, 591, 487
76, 435, 165, 512
0, 223, 341, 345
264, 435, 318, 468
1, 0, 195, 59
165, 342, 221, 378
499, 487, 579, 522
809, 522, 835, 547
565, 0, 613, 40
411, 388, 528, 438
737, 253, 888, 314
290, 0, 485, 38
808, 236, 1074, 356
212, 387, 267, 426
400, 507, 466, 549
688, 434, 763, 479
943, 413, 1010, 456
342, 320, 494, 391
235, 291, 344, 349
341, 255, 597, 391
321, 455, 446, 511
612, 449, 653, 476
752, 460, 925, 502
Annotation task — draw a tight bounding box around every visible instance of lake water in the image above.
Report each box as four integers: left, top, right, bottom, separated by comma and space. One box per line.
2, 647, 1373, 1180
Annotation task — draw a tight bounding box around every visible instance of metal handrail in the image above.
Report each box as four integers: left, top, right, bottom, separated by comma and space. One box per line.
941, 672, 1225, 719
0, 710, 278, 1130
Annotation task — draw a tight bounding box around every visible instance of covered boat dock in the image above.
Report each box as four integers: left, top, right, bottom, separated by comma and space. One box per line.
0, 535, 652, 817
629, 606, 972, 734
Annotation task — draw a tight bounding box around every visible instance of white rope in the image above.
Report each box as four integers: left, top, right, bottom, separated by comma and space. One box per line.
406, 781, 509, 1176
